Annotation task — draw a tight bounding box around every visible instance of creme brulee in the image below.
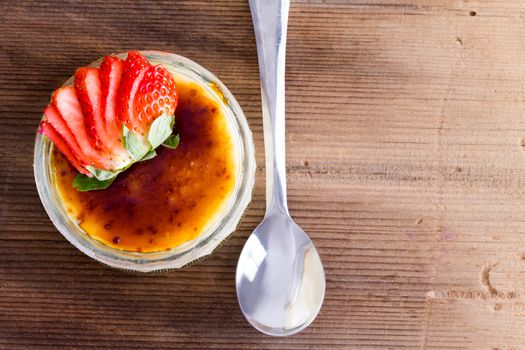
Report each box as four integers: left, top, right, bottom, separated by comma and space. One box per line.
51, 75, 237, 252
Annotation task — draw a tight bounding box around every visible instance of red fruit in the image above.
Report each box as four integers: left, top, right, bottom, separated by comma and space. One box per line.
117, 51, 150, 133
39, 120, 91, 176
74, 67, 109, 151
40, 51, 179, 179
43, 104, 85, 163
52, 87, 113, 170
99, 55, 127, 153
132, 64, 178, 133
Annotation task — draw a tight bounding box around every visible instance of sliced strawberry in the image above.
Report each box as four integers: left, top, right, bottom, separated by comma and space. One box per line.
117, 51, 150, 134
76, 65, 129, 167
131, 64, 178, 133
99, 55, 127, 153
39, 120, 91, 176
41, 51, 179, 180
74, 67, 109, 151
43, 104, 85, 162
52, 87, 113, 170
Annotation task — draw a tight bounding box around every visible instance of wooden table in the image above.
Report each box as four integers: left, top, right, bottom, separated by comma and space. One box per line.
1, 1, 525, 348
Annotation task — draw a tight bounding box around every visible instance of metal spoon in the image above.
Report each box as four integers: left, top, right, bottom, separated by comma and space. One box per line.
235, 0, 326, 336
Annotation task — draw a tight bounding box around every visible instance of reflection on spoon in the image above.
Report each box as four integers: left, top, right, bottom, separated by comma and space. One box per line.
285, 244, 325, 330
237, 212, 325, 335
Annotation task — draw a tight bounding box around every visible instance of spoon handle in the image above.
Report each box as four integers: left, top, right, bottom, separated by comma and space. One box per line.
249, 0, 290, 216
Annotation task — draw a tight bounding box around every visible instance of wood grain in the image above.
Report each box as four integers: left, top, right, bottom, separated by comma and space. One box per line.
1, 0, 525, 349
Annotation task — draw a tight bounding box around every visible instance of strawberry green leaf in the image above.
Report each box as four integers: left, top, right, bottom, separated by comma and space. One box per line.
139, 149, 157, 162
86, 165, 119, 181
123, 125, 149, 161
73, 174, 116, 192
162, 134, 180, 149
148, 114, 174, 149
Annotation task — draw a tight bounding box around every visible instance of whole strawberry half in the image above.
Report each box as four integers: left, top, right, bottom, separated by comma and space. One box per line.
133, 64, 178, 134
118, 51, 178, 135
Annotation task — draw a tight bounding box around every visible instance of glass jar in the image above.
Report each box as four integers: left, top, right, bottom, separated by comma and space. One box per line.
34, 51, 256, 272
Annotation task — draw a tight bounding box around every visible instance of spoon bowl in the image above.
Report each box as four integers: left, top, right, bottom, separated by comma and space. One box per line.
236, 212, 325, 336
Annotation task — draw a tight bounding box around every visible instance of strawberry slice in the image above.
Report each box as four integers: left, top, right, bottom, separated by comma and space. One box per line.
43, 104, 85, 162
74, 68, 110, 151
52, 87, 113, 170
99, 56, 127, 154
117, 51, 150, 134
39, 120, 90, 176
77, 65, 129, 167
132, 64, 178, 134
